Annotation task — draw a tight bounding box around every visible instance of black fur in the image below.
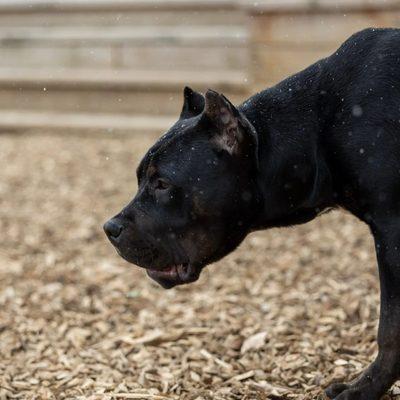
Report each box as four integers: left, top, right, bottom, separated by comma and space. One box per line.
105, 28, 400, 399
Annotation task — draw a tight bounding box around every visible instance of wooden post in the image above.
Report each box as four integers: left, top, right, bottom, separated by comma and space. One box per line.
243, 0, 400, 89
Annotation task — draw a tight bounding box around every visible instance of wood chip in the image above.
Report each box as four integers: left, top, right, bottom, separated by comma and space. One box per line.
240, 331, 268, 354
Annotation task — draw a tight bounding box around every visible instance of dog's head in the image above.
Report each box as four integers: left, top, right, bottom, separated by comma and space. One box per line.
104, 87, 260, 288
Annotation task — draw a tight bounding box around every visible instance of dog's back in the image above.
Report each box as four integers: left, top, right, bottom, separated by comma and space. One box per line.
319, 28, 400, 217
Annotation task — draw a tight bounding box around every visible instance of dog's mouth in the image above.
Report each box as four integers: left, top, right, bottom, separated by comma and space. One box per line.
146, 263, 200, 289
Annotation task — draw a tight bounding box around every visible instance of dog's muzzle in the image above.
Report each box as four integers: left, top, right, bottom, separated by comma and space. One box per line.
103, 217, 201, 289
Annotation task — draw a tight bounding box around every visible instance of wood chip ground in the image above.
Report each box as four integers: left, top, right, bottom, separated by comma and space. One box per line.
0, 132, 399, 399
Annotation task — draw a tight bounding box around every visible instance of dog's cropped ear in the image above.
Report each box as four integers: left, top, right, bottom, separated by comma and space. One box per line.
180, 86, 205, 119
202, 89, 258, 163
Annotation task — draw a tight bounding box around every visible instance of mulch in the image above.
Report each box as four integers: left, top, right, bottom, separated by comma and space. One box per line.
0, 132, 398, 399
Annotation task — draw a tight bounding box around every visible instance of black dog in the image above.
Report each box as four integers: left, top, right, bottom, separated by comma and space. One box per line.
104, 28, 400, 399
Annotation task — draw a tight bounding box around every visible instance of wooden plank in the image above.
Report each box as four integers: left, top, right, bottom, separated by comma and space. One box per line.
0, 110, 175, 135
242, 0, 312, 13
0, 0, 241, 13
0, 47, 113, 69
251, 11, 400, 46
317, 0, 400, 10
0, 68, 248, 92
0, 26, 248, 70
121, 45, 248, 71
0, 10, 246, 28
243, 0, 400, 13
0, 87, 247, 115
0, 26, 248, 46
0, 45, 248, 71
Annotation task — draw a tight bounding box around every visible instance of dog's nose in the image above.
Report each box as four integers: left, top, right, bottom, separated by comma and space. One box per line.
103, 219, 123, 239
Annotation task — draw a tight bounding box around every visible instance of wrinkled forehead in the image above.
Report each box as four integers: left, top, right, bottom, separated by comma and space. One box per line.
136, 119, 212, 183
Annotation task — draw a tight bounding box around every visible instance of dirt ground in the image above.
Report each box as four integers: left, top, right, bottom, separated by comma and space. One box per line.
0, 132, 398, 400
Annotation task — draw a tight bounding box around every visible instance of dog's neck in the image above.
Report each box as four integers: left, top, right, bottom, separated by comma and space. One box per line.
239, 62, 335, 230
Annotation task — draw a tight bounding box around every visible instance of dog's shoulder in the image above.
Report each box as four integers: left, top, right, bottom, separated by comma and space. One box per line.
336, 27, 399, 56
325, 27, 400, 73
318, 27, 400, 109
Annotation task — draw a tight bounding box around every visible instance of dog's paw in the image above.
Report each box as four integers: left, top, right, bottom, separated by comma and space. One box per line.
325, 382, 350, 399
325, 382, 382, 400
332, 387, 369, 400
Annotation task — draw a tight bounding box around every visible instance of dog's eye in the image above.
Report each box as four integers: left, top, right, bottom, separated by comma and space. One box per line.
154, 179, 170, 191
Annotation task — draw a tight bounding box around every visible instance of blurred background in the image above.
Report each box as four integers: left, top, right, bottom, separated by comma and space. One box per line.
0, 0, 398, 134
0, 1, 400, 399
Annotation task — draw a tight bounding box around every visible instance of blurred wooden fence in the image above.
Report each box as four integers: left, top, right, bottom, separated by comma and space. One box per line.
248, 0, 400, 88
0, 0, 398, 134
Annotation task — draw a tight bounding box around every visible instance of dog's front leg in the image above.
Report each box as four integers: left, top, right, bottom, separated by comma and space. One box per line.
326, 218, 400, 400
